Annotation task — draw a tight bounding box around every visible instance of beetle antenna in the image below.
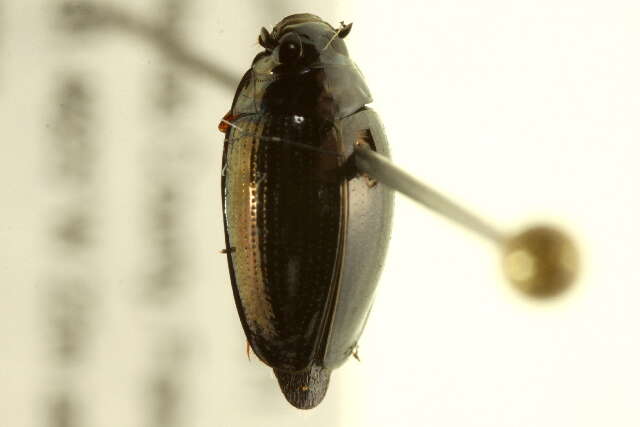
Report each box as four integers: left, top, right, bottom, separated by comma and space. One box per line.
322, 27, 341, 51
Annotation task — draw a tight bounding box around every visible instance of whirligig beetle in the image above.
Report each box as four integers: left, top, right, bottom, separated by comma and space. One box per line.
55, 3, 581, 412
219, 13, 394, 409
219, 12, 580, 410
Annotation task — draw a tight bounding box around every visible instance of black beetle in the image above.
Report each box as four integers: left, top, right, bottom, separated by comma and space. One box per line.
220, 13, 393, 409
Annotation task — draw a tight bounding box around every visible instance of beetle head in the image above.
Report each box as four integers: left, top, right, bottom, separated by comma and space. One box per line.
254, 14, 353, 74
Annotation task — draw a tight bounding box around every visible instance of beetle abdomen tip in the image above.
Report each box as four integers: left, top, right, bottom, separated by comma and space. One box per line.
274, 365, 331, 410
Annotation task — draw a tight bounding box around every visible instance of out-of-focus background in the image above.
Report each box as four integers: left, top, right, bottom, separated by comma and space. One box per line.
1, 1, 640, 426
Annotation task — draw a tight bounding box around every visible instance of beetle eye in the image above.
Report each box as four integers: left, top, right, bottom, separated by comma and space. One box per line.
277, 33, 302, 64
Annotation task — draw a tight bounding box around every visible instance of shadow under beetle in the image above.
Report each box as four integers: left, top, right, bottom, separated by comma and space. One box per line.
220, 14, 393, 409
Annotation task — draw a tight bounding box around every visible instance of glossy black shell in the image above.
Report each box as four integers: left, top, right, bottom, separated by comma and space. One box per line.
221, 14, 393, 409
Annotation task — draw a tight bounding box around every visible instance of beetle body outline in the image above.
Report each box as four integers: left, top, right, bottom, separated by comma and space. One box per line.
221, 14, 393, 409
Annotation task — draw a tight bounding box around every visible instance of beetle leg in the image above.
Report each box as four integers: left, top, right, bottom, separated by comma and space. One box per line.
354, 132, 378, 188
352, 345, 361, 362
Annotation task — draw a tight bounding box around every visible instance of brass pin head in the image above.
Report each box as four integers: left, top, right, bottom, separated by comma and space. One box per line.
502, 225, 579, 298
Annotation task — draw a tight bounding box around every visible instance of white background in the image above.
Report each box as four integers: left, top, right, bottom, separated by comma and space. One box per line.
1, 1, 639, 426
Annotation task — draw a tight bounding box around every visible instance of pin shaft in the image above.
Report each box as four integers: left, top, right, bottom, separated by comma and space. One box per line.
354, 145, 506, 245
